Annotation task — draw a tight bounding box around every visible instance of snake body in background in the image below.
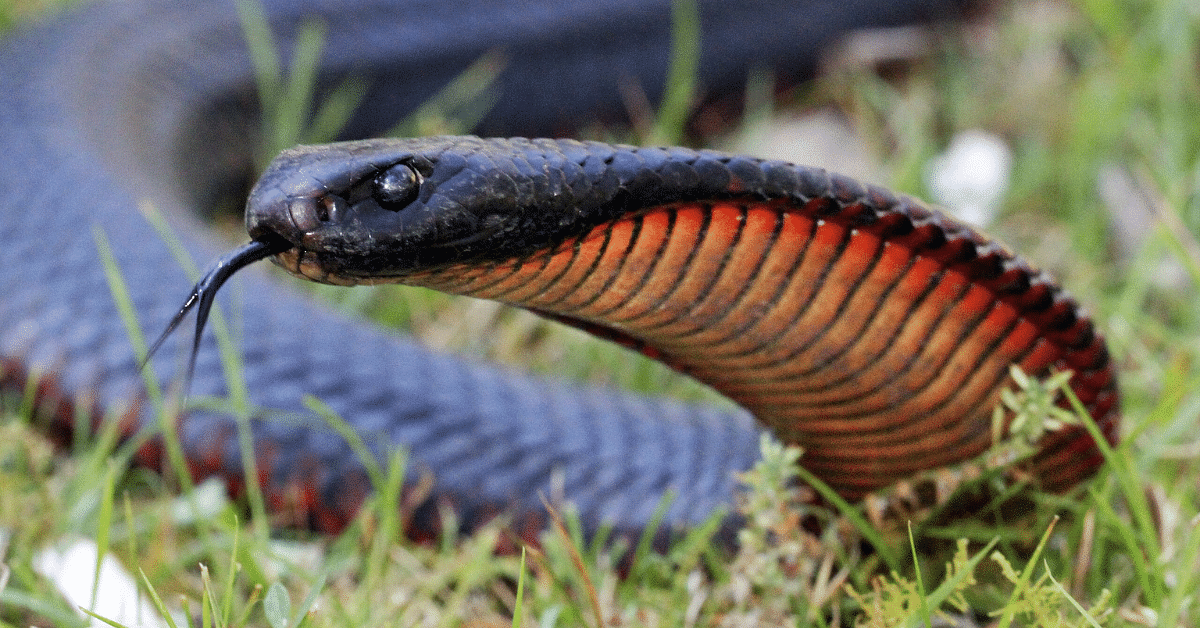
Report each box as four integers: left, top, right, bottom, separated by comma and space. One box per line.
0, 0, 1118, 540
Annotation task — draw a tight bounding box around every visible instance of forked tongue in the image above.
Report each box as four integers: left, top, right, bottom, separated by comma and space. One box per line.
144, 236, 293, 396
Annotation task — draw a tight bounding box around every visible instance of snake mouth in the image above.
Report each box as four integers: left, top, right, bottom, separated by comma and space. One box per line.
251, 229, 298, 258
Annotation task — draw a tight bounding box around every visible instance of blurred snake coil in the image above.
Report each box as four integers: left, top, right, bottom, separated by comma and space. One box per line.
0, 0, 1118, 539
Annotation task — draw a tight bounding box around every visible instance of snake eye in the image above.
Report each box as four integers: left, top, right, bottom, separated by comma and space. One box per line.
373, 162, 422, 211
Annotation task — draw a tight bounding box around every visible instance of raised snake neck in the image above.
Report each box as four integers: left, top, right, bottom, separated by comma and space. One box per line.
0, 0, 1111, 541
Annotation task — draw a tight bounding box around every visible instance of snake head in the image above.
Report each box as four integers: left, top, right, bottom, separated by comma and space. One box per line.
147, 138, 462, 391
245, 138, 511, 286
243, 136, 740, 287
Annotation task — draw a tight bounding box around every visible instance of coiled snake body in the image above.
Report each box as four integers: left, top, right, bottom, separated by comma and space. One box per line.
0, 0, 1118, 538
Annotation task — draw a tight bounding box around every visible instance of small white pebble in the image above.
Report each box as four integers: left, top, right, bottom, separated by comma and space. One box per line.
33, 536, 169, 628
926, 130, 1012, 227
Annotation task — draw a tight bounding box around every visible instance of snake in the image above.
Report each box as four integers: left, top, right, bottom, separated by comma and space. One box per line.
0, 0, 1118, 541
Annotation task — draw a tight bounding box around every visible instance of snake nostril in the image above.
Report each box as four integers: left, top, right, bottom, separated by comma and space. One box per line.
320, 195, 347, 222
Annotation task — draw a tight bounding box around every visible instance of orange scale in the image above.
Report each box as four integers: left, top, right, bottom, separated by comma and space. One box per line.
668, 210, 810, 349
1016, 336, 1062, 376
526, 226, 612, 307
589, 211, 673, 318
629, 204, 742, 329
556, 217, 641, 314
639, 204, 747, 335
489, 245, 580, 303
695, 219, 850, 360
613, 207, 710, 323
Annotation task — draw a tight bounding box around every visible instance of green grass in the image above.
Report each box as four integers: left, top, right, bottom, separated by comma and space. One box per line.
3, 0, 1200, 625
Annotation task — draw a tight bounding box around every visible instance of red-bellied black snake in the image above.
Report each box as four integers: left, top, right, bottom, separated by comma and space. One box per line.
0, 0, 1117, 540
